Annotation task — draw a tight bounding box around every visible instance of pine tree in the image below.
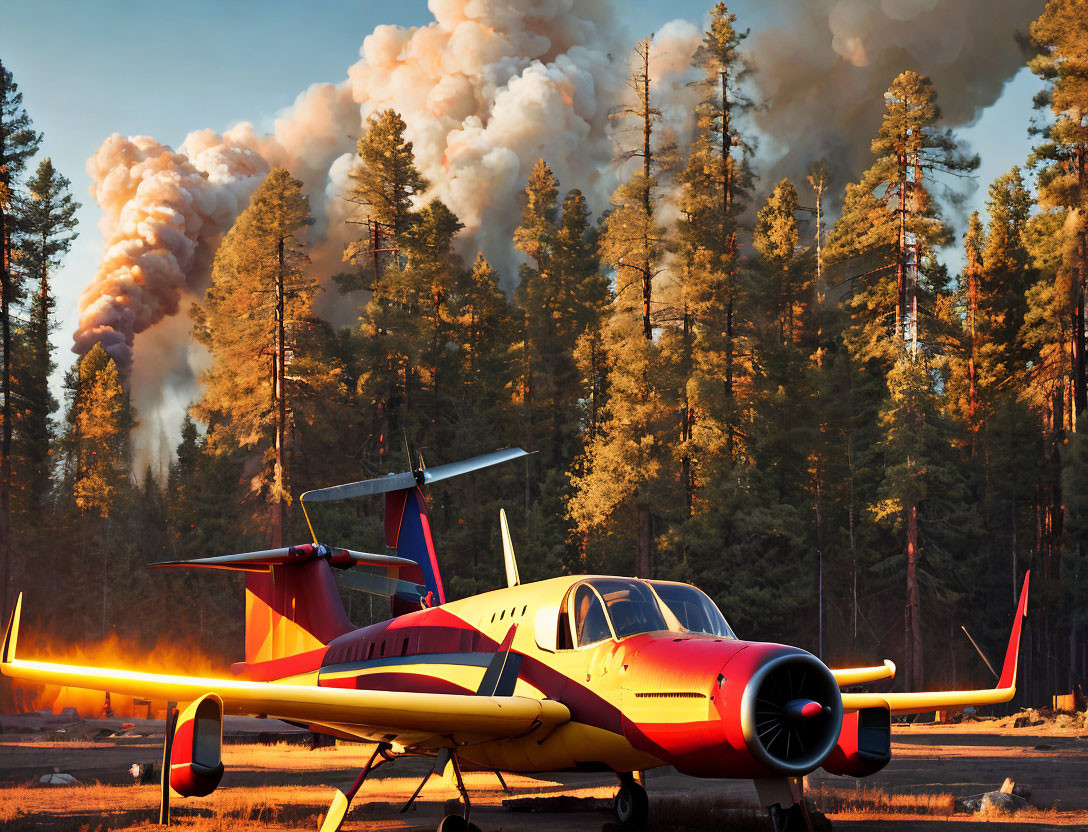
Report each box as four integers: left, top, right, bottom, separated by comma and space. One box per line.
56, 344, 134, 636
514, 161, 607, 473
748, 178, 817, 507
872, 356, 971, 689
574, 27, 674, 575
356, 197, 464, 465
11, 158, 79, 513
674, 2, 752, 477
1029, 0, 1088, 418
339, 109, 429, 292
0, 60, 42, 612
193, 169, 342, 547
826, 71, 977, 689
828, 70, 978, 363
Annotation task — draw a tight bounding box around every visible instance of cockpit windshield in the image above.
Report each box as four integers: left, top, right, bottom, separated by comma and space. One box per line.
649, 581, 735, 639
586, 578, 669, 639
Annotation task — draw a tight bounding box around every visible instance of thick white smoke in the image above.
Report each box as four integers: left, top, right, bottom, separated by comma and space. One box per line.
750, 0, 1044, 194
74, 0, 1038, 473
76, 132, 269, 370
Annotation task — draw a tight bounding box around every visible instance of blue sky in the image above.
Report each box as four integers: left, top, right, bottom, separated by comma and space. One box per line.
2, 0, 1041, 380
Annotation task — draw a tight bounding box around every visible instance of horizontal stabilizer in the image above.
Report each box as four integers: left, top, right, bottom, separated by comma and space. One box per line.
149, 544, 414, 573
300, 448, 530, 503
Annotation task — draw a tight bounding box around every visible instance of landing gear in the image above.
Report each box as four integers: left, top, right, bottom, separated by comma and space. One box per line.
318, 742, 391, 832
613, 772, 649, 829
768, 802, 809, 832
401, 749, 481, 832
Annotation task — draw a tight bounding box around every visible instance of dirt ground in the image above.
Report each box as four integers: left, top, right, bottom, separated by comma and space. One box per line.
0, 715, 1085, 832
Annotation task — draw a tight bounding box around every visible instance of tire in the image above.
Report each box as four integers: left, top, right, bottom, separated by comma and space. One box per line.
435, 815, 469, 832
768, 802, 810, 832
614, 780, 649, 829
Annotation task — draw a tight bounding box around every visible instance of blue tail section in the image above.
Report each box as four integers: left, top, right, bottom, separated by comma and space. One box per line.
385, 487, 444, 608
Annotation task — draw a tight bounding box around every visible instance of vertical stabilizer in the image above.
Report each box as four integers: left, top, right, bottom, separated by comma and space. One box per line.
500, 508, 520, 587
385, 487, 444, 607
244, 557, 352, 664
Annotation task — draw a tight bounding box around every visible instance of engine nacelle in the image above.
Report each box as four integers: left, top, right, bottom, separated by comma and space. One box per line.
821, 706, 891, 777
622, 640, 844, 780
169, 693, 225, 797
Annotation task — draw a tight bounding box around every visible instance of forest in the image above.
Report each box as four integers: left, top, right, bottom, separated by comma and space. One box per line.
0, 0, 1086, 706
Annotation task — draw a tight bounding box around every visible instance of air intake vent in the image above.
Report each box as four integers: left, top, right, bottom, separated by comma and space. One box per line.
741, 652, 843, 776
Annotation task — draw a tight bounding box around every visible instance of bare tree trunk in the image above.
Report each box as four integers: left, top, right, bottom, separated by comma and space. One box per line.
906, 502, 922, 689
895, 145, 907, 341
639, 39, 653, 340
0, 63, 11, 618
1074, 279, 1085, 419
271, 236, 286, 548
637, 506, 651, 578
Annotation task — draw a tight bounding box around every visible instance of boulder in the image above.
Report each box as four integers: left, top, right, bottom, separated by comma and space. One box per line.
38, 773, 78, 786
980, 791, 1028, 814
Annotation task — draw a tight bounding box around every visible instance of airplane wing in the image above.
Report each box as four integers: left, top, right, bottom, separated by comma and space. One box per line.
1, 595, 568, 743
841, 573, 1029, 715
831, 660, 896, 687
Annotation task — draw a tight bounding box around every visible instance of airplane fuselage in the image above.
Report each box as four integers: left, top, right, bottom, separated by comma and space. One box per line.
248, 575, 843, 780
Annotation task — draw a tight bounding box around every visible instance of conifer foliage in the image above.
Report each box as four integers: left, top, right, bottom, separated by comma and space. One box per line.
5, 1, 1088, 703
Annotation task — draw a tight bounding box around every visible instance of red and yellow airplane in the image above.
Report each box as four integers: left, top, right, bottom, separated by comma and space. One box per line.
1, 449, 1029, 832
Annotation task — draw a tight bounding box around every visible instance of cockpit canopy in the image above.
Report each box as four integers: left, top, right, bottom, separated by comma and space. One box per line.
649, 580, 736, 639
554, 577, 735, 649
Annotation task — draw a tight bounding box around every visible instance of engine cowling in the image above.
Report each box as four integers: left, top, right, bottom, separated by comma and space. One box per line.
621, 639, 844, 779
700, 646, 844, 778
822, 706, 891, 777
169, 693, 225, 797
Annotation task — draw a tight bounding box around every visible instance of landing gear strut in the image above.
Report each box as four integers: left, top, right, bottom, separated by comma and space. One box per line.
318, 742, 391, 832
613, 771, 649, 829
401, 748, 480, 832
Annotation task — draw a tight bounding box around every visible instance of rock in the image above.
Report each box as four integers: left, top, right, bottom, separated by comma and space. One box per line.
39, 773, 78, 786
954, 795, 983, 813
1013, 784, 1032, 800
979, 791, 1027, 815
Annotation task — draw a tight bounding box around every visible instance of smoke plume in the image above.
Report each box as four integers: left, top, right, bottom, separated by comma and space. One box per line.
749, 0, 1044, 195
73, 0, 1041, 471
76, 132, 269, 371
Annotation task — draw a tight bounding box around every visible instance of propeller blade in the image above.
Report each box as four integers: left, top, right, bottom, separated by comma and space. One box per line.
300, 448, 530, 504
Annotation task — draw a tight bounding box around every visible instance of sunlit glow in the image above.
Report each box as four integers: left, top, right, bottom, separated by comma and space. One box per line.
9, 632, 229, 718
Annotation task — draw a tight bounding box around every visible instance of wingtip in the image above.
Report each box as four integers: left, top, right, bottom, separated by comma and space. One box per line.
996, 572, 1030, 691
884, 659, 896, 678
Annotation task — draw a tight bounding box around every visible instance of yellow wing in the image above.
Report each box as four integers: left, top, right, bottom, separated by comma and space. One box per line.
842, 573, 1029, 715
831, 659, 896, 687
1, 595, 568, 744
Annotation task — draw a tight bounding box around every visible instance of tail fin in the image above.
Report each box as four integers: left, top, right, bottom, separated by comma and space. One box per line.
244, 558, 352, 664
150, 544, 353, 664
385, 487, 444, 609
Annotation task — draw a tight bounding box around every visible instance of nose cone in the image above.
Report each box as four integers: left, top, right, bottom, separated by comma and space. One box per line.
785, 699, 828, 723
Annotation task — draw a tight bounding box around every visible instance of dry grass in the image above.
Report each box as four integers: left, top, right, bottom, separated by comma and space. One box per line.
807, 784, 955, 816
220, 741, 375, 771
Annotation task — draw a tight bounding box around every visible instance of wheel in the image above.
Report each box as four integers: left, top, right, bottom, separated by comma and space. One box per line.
768, 802, 809, 832
435, 815, 469, 832
613, 779, 649, 829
